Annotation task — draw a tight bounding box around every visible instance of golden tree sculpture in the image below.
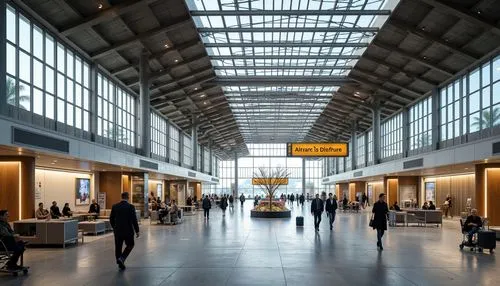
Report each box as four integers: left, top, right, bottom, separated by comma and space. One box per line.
253, 167, 290, 211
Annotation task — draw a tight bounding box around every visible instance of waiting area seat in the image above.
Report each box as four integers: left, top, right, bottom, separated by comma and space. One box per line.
389, 210, 442, 227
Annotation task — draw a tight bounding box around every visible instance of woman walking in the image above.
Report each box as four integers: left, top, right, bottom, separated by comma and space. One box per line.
372, 193, 389, 250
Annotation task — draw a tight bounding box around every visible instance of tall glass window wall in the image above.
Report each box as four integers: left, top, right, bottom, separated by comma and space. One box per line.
169, 125, 180, 163
345, 140, 352, 171
6, 4, 91, 131
381, 113, 403, 158
410, 97, 432, 150
367, 130, 373, 164
203, 147, 210, 173
357, 134, 365, 168
214, 144, 326, 197
183, 135, 192, 167
150, 111, 167, 159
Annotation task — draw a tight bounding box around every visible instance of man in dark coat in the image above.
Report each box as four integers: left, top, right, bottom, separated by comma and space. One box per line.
110, 192, 139, 270
299, 194, 305, 206
202, 195, 212, 220
239, 194, 245, 207
325, 193, 338, 230
310, 194, 324, 231
372, 193, 389, 250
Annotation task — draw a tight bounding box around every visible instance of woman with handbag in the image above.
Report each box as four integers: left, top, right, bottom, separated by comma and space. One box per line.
371, 193, 389, 250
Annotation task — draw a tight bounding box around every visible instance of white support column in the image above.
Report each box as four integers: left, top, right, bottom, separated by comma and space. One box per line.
302, 158, 306, 195
431, 88, 440, 150
0, 0, 7, 116
372, 100, 382, 165
234, 152, 239, 196
139, 52, 151, 157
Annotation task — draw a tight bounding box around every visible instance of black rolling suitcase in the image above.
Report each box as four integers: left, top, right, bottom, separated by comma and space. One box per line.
477, 230, 496, 252
296, 216, 304, 227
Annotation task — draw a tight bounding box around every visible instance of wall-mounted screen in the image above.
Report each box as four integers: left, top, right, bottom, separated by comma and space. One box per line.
75, 178, 90, 205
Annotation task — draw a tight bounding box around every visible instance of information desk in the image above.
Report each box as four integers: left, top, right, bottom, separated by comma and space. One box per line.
13, 219, 79, 248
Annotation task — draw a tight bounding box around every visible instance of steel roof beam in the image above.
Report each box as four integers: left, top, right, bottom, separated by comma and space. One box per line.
60, 0, 159, 36
362, 55, 438, 87
213, 76, 351, 86
214, 65, 353, 70
419, 0, 500, 36
205, 42, 369, 48
349, 75, 411, 105
373, 40, 454, 77
199, 27, 378, 33
210, 55, 360, 60
353, 68, 424, 98
388, 19, 478, 62
90, 18, 192, 60
191, 10, 392, 16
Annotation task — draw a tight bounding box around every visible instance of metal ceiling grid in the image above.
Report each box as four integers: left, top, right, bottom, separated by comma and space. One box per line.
187, 0, 390, 143
17, 0, 248, 159
306, 0, 500, 142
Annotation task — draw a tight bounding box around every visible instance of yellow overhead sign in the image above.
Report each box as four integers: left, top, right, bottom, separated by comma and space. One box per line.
287, 142, 348, 157
252, 178, 289, 185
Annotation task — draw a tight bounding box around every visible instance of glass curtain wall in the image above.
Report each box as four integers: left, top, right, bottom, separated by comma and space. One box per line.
381, 113, 403, 159
357, 134, 366, 168
150, 111, 168, 160
215, 144, 326, 198
183, 135, 192, 167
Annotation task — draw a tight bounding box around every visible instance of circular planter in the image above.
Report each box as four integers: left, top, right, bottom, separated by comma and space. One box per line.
250, 209, 291, 218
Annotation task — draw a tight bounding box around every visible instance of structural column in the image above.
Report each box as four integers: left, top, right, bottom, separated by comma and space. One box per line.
431, 88, 440, 150
302, 158, 306, 195
402, 107, 409, 157
372, 100, 382, 165
90, 64, 98, 141
191, 116, 199, 171
351, 120, 358, 171
234, 152, 238, 196
139, 52, 151, 157
208, 139, 213, 175
0, 0, 7, 116
143, 172, 149, 218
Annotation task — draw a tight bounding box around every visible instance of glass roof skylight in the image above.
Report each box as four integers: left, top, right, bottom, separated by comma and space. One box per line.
186, 0, 392, 143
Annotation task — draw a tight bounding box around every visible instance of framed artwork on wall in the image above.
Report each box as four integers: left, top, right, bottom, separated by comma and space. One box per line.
425, 182, 435, 202
75, 178, 90, 205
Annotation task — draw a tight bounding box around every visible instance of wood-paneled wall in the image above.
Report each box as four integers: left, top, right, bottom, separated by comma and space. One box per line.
0, 157, 35, 221
367, 182, 384, 204
349, 183, 355, 201
432, 174, 475, 217
385, 178, 398, 206
338, 183, 349, 200
100, 172, 123, 209
486, 168, 500, 226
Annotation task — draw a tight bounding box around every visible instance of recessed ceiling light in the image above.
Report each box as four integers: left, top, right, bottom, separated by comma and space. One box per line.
194, 87, 198, 91
174, 59, 179, 63
98, 3, 103, 9
203, 101, 209, 105
165, 44, 169, 48
200, 94, 207, 98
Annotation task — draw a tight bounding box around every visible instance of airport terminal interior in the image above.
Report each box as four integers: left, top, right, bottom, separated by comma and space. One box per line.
0, 0, 500, 285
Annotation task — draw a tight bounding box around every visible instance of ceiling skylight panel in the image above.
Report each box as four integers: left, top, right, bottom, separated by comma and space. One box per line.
220, 0, 235, 10
224, 16, 238, 27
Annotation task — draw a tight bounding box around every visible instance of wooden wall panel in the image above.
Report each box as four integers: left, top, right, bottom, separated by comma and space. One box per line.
338, 183, 349, 200
386, 179, 398, 206
349, 183, 355, 201
100, 172, 123, 209
335, 184, 340, 199
433, 175, 475, 217
368, 182, 384, 204
486, 169, 500, 226
0, 157, 35, 221
0, 162, 20, 221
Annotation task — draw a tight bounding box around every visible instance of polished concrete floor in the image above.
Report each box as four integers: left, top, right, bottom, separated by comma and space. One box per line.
1, 201, 498, 286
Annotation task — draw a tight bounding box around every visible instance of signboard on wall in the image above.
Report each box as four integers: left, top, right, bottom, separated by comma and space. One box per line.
252, 178, 289, 185
287, 142, 348, 157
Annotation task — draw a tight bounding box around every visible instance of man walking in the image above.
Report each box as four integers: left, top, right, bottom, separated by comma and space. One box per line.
110, 192, 139, 270
311, 193, 324, 231
239, 194, 245, 207
202, 195, 212, 220
325, 193, 338, 230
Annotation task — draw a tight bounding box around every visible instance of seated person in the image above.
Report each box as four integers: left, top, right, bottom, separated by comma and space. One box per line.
50, 201, 62, 219
428, 201, 436, 210
0, 210, 26, 270
169, 200, 179, 224
464, 209, 483, 243
342, 197, 349, 209
421, 202, 429, 210
62, 203, 73, 217
392, 202, 401, 211
35, 203, 50, 220
88, 199, 100, 214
